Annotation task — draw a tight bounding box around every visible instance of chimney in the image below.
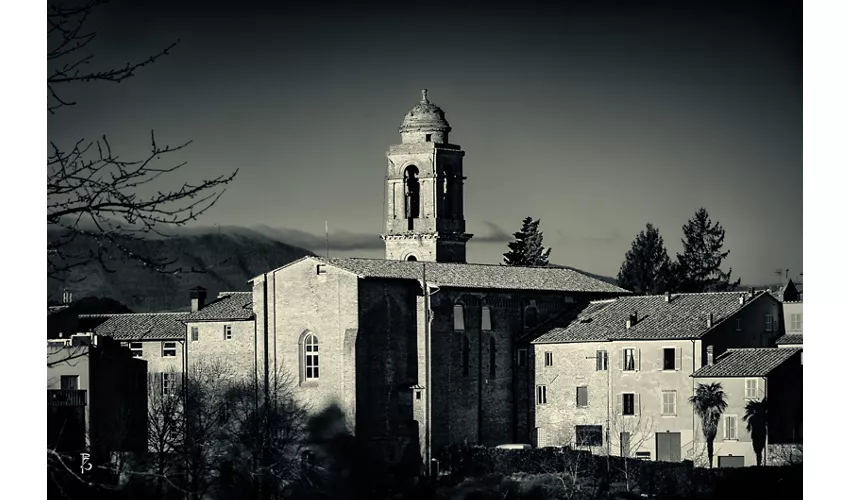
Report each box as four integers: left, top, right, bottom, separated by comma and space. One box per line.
748, 287, 755, 298
738, 294, 745, 305
707, 345, 714, 366
707, 313, 714, 328
664, 292, 671, 303
190, 286, 208, 312
626, 311, 638, 329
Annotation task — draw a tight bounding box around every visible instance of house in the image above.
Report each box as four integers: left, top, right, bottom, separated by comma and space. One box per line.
81, 288, 257, 400
182, 289, 257, 381
530, 289, 783, 463
692, 347, 802, 467
47, 333, 148, 462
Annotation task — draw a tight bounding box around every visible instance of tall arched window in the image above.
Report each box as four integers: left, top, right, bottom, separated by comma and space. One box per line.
453, 304, 465, 331
489, 336, 496, 378
525, 306, 538, 329
304, 334, 319, 380
462, 335, 470, 376
404, 166, 420, 226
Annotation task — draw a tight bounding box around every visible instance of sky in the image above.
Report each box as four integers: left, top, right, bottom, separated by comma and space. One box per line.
47, 0, 803, 285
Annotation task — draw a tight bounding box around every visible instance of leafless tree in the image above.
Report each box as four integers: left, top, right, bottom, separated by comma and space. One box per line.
221, 367, 309, 499
606, 403, 655, 492
146, 369, 185, 497
47, 0, 238, 282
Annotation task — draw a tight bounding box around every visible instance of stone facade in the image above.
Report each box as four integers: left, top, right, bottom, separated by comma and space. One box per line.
531, 291, 786, 465
185, 319, 258, 380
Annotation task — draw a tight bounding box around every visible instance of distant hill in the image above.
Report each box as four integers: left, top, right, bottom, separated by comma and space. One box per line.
48, 227, 314, 312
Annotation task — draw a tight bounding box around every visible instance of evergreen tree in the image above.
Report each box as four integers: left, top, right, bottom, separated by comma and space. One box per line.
675, 208, 741, 292
616, 223, 674, 294
503, 217, 552, 267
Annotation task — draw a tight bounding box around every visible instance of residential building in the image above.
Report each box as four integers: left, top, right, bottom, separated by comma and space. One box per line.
47, 333, 148, 461
530, 290, 783, 463
183, 289, 257, 380
692, 347, 802, 467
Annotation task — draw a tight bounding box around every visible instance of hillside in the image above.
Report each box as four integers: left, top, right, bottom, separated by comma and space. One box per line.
48, 227, 314, 312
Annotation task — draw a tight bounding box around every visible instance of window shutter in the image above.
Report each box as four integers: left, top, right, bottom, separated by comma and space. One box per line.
635, 349, 641, 371
637, 393, 642, 416
621, 349, 627, 370
676, 347, 683, 371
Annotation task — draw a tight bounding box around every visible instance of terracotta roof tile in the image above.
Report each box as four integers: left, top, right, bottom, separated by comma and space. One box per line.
182, 292, 253, 322
318, 258, 629, 294
692, 347, 801, 377
532, 291, 773, 343
81, 312, 189, 340
775, 334, 803, 346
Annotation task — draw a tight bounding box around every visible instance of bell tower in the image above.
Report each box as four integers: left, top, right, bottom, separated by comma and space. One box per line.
381, 90, 472, 263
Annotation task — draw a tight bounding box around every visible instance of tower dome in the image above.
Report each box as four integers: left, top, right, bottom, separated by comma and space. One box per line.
399, 90, 452, 142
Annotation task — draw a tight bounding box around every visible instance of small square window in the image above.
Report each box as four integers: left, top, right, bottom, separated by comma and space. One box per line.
191, 327, 199, 342
162, 342, 177, 357
425, 133, 432, 142
223, 325, 232, 340
317, 264, 327, 275
764, 314, 774, 332
544, 351, 553, 367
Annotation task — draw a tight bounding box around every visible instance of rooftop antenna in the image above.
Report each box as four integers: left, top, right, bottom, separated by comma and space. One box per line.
325, 221, 329, 259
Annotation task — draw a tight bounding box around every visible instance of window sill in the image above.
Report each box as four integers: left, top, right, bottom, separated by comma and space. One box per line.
301, 381, 320, 388
661, 414, 677, 418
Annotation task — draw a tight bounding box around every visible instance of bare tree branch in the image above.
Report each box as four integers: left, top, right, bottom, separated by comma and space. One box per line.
47, 0, 238, 284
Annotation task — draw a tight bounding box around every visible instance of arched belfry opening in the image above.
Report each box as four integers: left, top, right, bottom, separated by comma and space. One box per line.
383, 90, 472, 263
404, 165, 420, 229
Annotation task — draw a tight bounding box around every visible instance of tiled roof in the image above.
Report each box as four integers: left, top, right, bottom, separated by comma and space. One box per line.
775, 334, 803, 346
692, 347, 801, 378
532, 291, 772, 344
274, 257, 628, 294
182, 292, 253, 322
81, 312, 189, 340
48, 305, 69, 316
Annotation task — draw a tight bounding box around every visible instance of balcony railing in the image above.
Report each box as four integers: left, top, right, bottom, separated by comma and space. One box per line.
48, 389, 87, 407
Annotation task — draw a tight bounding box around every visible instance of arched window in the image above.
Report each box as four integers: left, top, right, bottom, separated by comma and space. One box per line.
453, 304, 465, 331
525, 306, 538, 329
489, 336, 496, 378
304, 334, 319, 380
404, 166, 420, 226
462, 335, 470, 376
407, 255, 418, 262
481, 306, 492, 331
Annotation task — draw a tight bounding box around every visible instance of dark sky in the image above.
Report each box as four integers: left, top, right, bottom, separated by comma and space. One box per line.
48, 0, 803, 284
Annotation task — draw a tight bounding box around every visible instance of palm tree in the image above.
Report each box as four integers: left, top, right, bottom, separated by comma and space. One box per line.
743, 398, 768, 466
689, 382, 728, 468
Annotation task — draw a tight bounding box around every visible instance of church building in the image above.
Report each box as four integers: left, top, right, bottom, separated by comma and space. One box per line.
249, 91, 629, 468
